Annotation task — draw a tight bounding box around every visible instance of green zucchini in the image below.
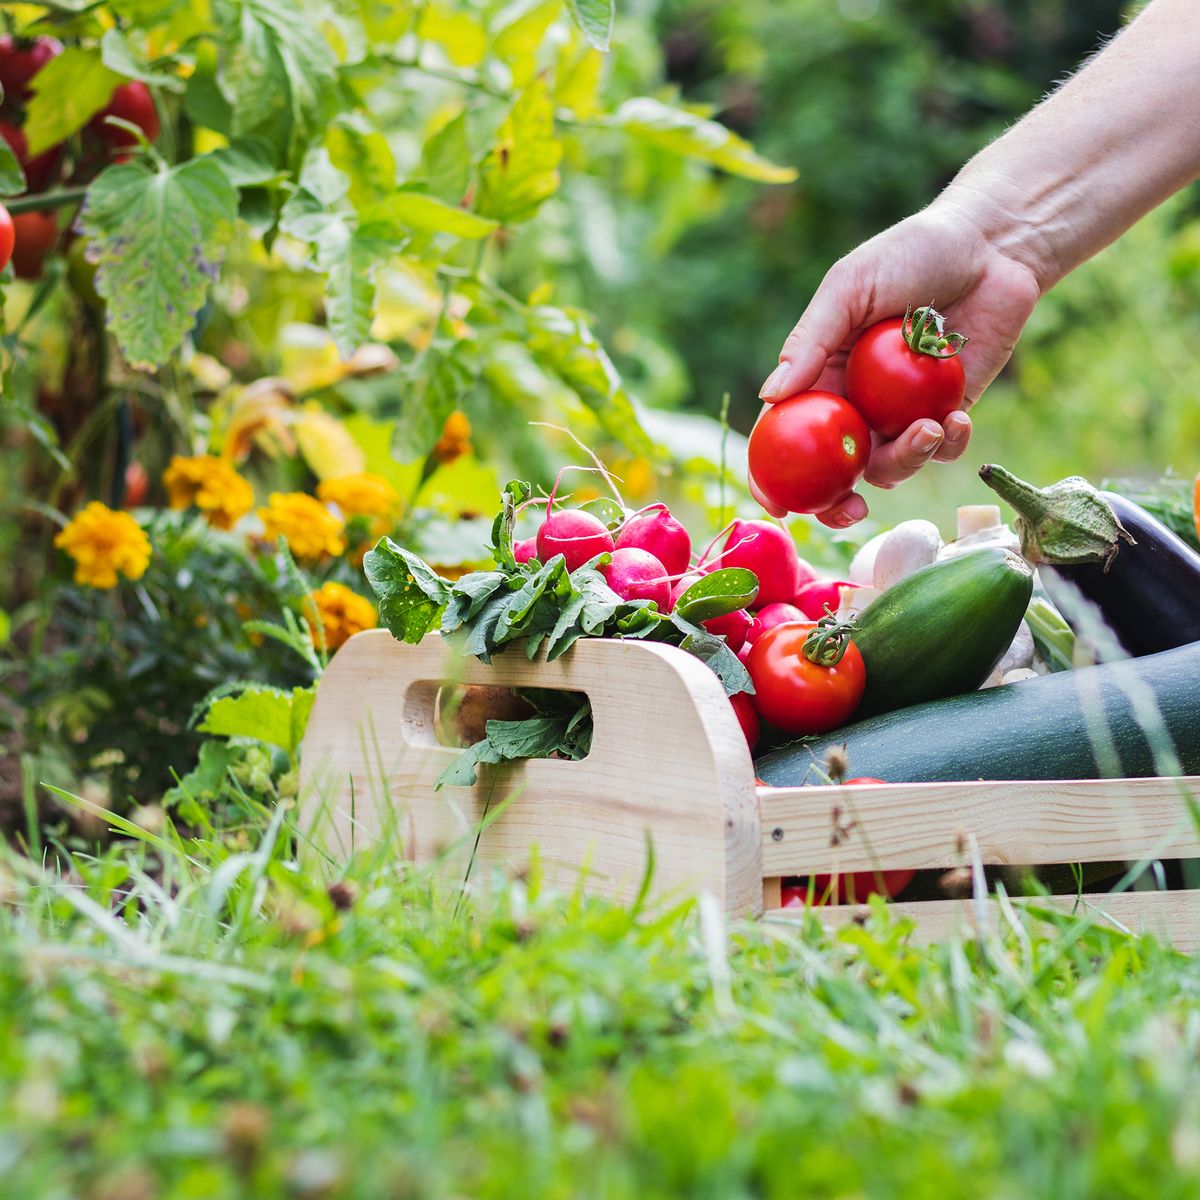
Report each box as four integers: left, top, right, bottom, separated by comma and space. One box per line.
853, 546, 1033, 718
755, 640, 1200, 786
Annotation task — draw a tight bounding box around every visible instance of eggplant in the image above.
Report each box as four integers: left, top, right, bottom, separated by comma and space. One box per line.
980, 465, 1200, 657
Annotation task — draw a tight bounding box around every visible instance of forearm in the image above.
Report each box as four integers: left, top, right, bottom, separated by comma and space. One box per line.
941, 0, 1200, 291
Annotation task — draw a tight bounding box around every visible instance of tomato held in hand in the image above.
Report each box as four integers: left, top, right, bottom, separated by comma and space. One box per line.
11, 209, 58, 280
745, 615, 865, 734
89, 82, 160, 154
748, 390, 870, 515
0, 204, 13, 273
0, 34, 62, 102
844, 305, 968, 440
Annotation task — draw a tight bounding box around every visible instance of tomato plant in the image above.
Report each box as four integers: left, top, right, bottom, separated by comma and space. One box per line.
745, 614, 864, 733
0, 118, 62, 192
844, 305, 968, 440
747, 391, 870, 514
88, 81, 159, 155
0, 34, 61, 102
11, 209, 58, 279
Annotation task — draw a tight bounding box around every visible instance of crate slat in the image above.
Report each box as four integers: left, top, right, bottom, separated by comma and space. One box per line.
759, 777, 1200, 874
766, 888, 1200, 950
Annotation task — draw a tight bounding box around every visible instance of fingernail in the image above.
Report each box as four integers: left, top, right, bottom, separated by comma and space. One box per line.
945, 411, 971, 438
913, 423, 943, 454
759, 363, 790, 400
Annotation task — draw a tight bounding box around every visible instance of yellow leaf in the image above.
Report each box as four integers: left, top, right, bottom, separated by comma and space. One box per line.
417, 454, 502, 517
492, 0, 560, 87
417, 4, 487, 68
294, 404, 367, 481
477, 80, 563, 225
556, 46, 604, 119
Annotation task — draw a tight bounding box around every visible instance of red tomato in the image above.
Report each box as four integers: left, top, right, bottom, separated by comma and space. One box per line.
0, 119, 63, 193
0, 34, 62, 102
123, 462, 150, 507
89, 82, 160, 154
793, 579, 854, 620
729, 692, 759, 752
0, 204, 13, 273
745, 619, 865, 734
11, 209, 58, 280
747, 390, 870, 515
844, 307, 967, 440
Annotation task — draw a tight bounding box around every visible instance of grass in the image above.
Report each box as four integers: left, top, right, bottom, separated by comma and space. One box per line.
4, 795, 1200, 1199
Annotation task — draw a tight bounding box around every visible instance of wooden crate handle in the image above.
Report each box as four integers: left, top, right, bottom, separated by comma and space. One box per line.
300, 631, 763, 915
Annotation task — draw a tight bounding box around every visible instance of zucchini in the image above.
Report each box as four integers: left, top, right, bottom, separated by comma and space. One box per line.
852, 546, 1033, 718
755, 640, 1200, 786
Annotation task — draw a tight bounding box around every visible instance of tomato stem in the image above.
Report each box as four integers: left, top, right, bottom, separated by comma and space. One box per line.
802, 609, 856, 667
901, 303, 968, 359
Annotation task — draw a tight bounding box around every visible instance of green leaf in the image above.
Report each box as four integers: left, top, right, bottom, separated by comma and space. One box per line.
420, 111, 472, 204
315, 218, 381, 357
490, 479, 533, 570
25, 48, 122, 156
100, 28, 186, 92
81, 156, 239, 369
199, 685, 315, 755
387, 190, 499, 240
218, 0, 338, 159
0, 135, 25, 197
527, 305, 657, 459
364, 539, 451, 644
493, 0, 560, 85
444, 588, 513, 663
611, 97, 798, 184
567, 0, 615, 52
207, 137, 284, 186
436, 705, 592, 789
477, 80, 563, 225
441, 571, 510, 634
579, 496, 626, 530
668, 613, 754, 696
495, 556, 572, 644
674, 568, 759, 624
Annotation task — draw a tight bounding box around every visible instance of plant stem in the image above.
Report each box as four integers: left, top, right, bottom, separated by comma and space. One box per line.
5, 187, 88, 215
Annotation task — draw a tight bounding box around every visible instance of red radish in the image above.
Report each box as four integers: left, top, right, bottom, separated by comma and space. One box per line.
703, 607, 753, 652
742, 615, 764, 650
730, 692, 759, 751
514, 537, 537, 564
719, 519, 812, 607
754, 602, 805, 634
600, 547, 671, 610
616, 505, 692, 578
794, 579, 854, 620
536, 509, 614, 572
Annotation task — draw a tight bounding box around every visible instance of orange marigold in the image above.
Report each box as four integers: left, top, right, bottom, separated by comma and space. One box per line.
306, 582, 377, 651
258, 492, 345, 561
316, 473, 401, 524
54, 502, 152, 589
163, 455, 255, 530
432, 410, 472, 464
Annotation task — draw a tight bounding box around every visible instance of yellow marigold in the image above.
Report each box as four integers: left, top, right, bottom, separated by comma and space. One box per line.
258, 492, 346, 561
316, 473, 401, 523
432, 410, 472, 464
163, 455, 255, 530
54, 502, 152, 589
306, 582, 377, 651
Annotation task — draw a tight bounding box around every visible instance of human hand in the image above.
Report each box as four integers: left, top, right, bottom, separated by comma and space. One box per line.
750, 195, 1043, 524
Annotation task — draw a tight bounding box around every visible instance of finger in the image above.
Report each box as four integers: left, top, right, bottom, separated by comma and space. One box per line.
748, 471, 786, 518
863, 420, 945, 489
932, 410, 972, 462
760, 267, 856, 402
814, 491, 868, 529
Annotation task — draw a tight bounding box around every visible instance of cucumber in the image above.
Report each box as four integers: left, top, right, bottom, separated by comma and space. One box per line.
852, 546, 1033, 718
755, 641, 1200, 786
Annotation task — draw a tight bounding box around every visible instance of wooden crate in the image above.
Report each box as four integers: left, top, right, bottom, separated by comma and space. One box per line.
299, 631, 1200, 949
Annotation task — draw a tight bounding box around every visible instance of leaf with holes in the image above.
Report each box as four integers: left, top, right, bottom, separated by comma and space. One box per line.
611, 97, 798, 184
81, 157, 239, 369
673, 568, 759, 624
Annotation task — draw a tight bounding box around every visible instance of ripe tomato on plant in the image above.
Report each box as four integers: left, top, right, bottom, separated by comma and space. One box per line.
0, 203, 13, 272
11, 209, 58, 280
89, 82, 160, 156
747, 390, 870, 515
844, 305, 968, 440
0, 119, 63, 193
0, 34, 62, 102
745, 615, 865, 734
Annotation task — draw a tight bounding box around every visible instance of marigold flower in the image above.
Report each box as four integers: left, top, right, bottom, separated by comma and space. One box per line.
306, 581, 377, 651
316, 473, 401, 524
163, 455, 255, 530
258, 492, 345, 561
54, 502, 152, 589
432, 410, 472, 464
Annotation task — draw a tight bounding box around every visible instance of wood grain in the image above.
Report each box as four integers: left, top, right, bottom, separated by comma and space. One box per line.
299, 631, 763, 916
759, 777, 1200, 875
766, 888, 1200, 951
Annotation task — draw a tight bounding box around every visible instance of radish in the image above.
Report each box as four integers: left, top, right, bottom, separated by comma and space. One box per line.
794, 579, 853, 620
730, 692, 759, 752
703, 607, 753, 652
514, 537, 537, 564
741, 614, 764, 650
600, 547, 672, 610
536, 509, 615, 572
719, 519, 810, 607
754, 601, 805, 633
616, 505, 692, 578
